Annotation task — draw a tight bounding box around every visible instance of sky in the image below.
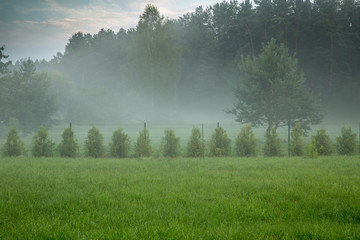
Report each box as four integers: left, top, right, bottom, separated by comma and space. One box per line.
0, 0, 220, 62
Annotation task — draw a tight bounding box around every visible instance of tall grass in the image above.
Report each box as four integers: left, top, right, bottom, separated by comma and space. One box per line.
1, 156, 360, 239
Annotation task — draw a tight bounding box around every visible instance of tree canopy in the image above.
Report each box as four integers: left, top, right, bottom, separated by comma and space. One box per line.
3, 1, 360, 124
229, 39, 322, 131
0, 59, 56, 134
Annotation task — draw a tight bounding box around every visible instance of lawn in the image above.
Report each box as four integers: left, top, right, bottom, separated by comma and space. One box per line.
1, 156, 360, 239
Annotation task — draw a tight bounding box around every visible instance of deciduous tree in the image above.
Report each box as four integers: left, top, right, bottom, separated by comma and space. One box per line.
228, 38, 322, 131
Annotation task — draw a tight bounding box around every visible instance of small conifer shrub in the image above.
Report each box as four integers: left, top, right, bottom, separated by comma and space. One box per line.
336, 125, 357, 155
110, 128, 131, 158
235, 124, 257, 157
209, 127, 231, 157
2, 128, 25, 157
134, 129, 152, 157
306, 139, 318, 159
58, 127, 78, 157
263, 127, 282, 157
32, 126, 55, 157
85, 126, 105, 158
187, 127, 205, 157
312, 128, 332, 156
161, 129, 181, 157
289, 123, 304, 156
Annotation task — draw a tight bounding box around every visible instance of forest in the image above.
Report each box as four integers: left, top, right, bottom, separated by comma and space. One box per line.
1, 0, 360, 132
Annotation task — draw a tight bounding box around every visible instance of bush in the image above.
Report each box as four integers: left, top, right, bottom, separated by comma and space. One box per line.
134, 129, 152, 157
210, 127, 231, 157
110, 128, 131, 158
161, 129, 181, 157
187, 127, 205, 157
32, 126, 55, 157
235, 124, 257, 157
1, 128, 25, 157
58, 127, 78, 157
312, 128, 332, 156
85, 126, 105, 158
336, 125, 357, 155
289, 123, 304, 156
306, 139, 318, 159
263, 127, 282, 157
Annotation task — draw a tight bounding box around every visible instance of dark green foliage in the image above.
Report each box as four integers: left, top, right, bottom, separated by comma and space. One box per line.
187, 127, 205, 157
85, 126, 105, 158
58, 127, 78, 157
16, 0, 360, 124
336, 126, 357, 155
312, 129, 332, 156
264, 127, 282, 157
109, 128, 131, 158
161, 129, 181, 157
209, 127, 231, 157
290, 123, 304, 156
1, 128, 25, 157
229, 39, 323, 131
134, 129, 152, 158
235, 124, 257, 157
32, 126, 55, 157
0, 59, 56, 134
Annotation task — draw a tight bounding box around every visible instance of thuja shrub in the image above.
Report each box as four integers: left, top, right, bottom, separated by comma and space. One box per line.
1, 128, 25, 157
289, 123, 304, 156
110, 128, 131, 158
263, 127, 282, 157
312, 128, 332, 156
336, 125, 357, 155
306, 139, 318, 159
235, 124, 257, 157
58, 127, 78, 157
210, 127, 231, 157
161, 129, 181, 157
134, 129, 152, 157
32, 126, 55, 157
187, 127, 205, 157
85, 126, 105, 158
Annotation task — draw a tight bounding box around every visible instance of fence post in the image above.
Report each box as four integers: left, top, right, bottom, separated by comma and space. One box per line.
359, 121, 360, 153
70, 122, 72, 129
217, 122, 219, 128
144, 122, 146, 141
288, 121, 291, 157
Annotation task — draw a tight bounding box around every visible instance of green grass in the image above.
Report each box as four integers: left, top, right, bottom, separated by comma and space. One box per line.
1, 156, 360, 239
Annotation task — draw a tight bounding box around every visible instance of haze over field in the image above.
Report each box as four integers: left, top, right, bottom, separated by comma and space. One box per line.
1, 0, 360, 134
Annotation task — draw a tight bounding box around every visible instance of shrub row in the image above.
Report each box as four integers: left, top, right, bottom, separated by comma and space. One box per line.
1, 125, 359, 158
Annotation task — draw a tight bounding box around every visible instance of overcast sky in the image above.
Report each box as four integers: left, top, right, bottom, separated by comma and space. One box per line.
0, 0, 220, 62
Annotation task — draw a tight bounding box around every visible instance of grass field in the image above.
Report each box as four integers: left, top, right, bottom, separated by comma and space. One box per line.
1, 156, 360, 239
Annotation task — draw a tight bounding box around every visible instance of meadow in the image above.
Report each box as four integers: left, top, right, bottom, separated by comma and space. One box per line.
1, 156, 360, 239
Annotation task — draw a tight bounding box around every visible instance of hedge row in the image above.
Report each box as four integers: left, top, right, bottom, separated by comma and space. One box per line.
1, 125, 358, 158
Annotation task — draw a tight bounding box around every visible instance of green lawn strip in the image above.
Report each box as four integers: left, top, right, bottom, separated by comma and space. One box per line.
1, 156, 359, 239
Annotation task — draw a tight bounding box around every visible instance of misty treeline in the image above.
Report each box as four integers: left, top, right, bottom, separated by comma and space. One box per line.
1, 0, 360, 134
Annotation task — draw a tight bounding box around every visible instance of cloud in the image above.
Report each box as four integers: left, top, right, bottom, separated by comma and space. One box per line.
0, 0, 221, 61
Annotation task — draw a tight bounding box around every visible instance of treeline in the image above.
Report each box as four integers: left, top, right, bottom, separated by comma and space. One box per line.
2, 124, 358, 158
7, 0, 360, 125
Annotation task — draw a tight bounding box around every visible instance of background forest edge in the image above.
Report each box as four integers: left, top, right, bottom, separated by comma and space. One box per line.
1, 0, 360, 134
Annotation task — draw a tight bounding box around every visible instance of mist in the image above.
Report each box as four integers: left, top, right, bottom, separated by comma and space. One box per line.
1, 1, 360, 135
